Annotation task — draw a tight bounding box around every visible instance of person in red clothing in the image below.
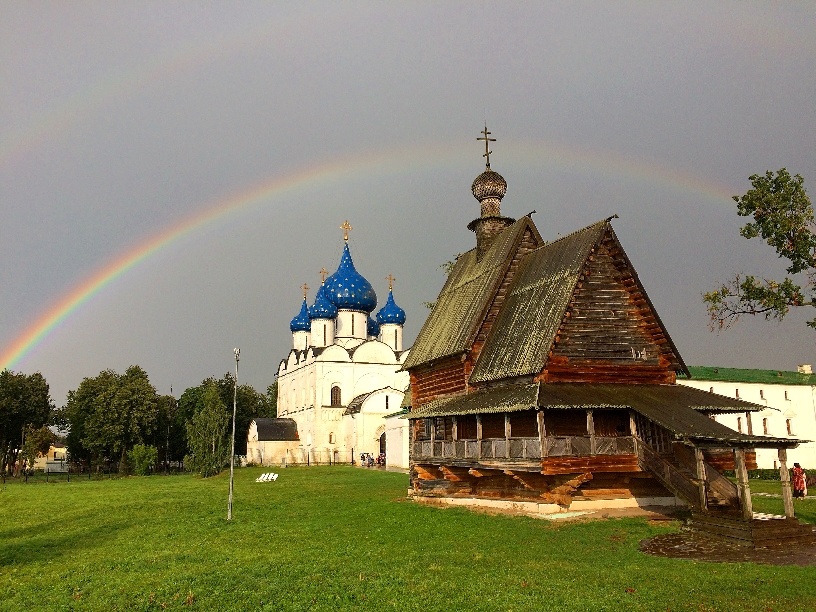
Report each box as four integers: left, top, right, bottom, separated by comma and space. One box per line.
792, 463, 807, 499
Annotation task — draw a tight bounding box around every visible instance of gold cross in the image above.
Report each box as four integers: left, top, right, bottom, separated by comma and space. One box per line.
340, 220, 353, 241
385, 274, 396, 291
477, 124, 496, 170
319, 267, 329, 283
301, 283, 309, 299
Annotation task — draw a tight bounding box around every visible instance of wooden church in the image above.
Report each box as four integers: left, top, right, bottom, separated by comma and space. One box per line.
401, 128, 813, 547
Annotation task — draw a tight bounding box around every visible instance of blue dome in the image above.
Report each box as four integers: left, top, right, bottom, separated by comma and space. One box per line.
376, 290, 406, 325
289, 299, 311, 332
308, 284, 338, 320
324, 243, 377, 313
367, 315, 380, 337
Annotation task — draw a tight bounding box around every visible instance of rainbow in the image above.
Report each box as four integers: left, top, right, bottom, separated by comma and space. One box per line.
0, 140, 737, 371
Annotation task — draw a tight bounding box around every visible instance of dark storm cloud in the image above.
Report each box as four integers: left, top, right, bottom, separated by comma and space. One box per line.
1, 2, 814, 403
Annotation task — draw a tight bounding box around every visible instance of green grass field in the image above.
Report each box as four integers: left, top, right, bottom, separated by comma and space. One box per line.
1, 467, 814, 612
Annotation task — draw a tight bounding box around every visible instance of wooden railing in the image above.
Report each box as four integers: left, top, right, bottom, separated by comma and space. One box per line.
412, 436, 635, 461
636, 441, 701, 509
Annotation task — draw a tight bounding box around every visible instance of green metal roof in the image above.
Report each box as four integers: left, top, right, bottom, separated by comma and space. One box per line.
469, 221, 606, 383
402, 217, 539, 370
683, 366, 815, 386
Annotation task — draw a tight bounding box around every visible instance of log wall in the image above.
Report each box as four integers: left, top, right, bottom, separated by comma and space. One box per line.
540, 237, 678, 384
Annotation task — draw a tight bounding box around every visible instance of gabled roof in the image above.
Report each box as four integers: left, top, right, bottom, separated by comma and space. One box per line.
469, 220, 688, 383
403, 217, 541, 370
469, 221, 606, 383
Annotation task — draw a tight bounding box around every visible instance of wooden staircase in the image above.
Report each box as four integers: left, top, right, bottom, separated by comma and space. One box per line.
636, 438, 815, 548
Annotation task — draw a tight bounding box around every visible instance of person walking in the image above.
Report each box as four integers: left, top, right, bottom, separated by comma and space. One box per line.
792, 463, 807, 499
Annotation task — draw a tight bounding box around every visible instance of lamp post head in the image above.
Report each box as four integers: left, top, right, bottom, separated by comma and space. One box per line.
234, 348, 240, 361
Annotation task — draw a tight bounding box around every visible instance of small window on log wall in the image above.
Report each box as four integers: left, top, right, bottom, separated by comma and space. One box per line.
481, 413, 506, 438
458, 415, 478, 439
414, 419, 432, 441
508, 411, 538, 437
434, 417, 453, 441
593, 410, 630, 437
544, 411, 588, 436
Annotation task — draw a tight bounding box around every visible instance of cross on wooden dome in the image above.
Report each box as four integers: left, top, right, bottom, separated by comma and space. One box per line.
301, 283, 309, 299
386, 274, 396, 291
319, 267, 329, 283
477, 124, 496, 170
340, 220, 353, 241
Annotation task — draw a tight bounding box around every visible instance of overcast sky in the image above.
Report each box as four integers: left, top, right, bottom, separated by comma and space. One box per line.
2, 2, 815, 405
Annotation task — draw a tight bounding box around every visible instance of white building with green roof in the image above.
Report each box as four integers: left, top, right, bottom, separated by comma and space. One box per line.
679, 366, 816, 469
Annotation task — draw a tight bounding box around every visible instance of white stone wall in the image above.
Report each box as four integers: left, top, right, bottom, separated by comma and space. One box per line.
679, 378, 816, 468
276, 340, 410, 464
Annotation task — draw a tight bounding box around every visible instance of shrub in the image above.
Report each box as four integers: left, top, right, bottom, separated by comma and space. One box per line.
128, 444, 158, 476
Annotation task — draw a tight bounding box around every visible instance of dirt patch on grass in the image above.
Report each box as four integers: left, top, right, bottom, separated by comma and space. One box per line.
640, 530, 816, 566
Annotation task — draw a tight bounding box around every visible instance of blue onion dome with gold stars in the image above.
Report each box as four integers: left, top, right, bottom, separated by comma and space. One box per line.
376, 289, 406, 325
289, 299, 311, 332
324, 243, 377, 313
367, 315, 380, 337
309, 284, 338, 320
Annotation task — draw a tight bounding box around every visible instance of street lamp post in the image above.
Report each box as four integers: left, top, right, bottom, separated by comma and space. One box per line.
228, 348, 240, 520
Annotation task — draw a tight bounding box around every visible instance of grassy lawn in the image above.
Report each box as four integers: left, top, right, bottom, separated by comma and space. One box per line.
1, 468, 814, 612
747, 479, 816, 524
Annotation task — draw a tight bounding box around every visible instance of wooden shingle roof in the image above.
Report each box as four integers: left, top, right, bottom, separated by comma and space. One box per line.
469, 221, 606, 382
402, 217, 541, 370
406, 382, 800, 447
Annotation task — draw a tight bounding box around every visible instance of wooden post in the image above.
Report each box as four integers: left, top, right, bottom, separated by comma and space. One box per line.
745, 412, 753, 435
430, 418, 436, 444
504, 414, 511, 459
778, 447, 795, 518
734, 448, 753, 521
476, 415, 482, 459
537, 410, 547, 458
452, 416, 458, 441
587, 410, 596, 455
694, 447, 708, 512
629, 410, 638, 457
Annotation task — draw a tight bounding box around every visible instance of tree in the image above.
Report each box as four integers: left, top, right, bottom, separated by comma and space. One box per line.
0, 370, 55, 474
179, 374, 275, 456
19, 425, 56, 470
704, 169, 816, 330
62, 366, 160, 470
128, 443, 158, 476
184, 384, 229, 477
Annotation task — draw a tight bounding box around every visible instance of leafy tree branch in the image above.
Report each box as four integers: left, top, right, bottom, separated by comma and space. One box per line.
704, 169, 816, 331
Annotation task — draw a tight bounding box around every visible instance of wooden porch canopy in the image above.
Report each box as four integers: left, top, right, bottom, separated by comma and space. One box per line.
405, 382, 802, 449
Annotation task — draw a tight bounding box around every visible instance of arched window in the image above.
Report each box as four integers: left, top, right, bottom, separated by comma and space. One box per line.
786, 419, 793, 435
330, 386, 342, 407
763, 418, 769, 435
329, 432, 335, 444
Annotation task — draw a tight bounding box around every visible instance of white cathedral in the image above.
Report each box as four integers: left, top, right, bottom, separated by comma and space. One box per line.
274, 224, 411, 467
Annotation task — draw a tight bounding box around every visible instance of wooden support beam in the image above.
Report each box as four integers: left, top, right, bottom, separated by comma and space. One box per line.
734, 448, 754, 521
452, 416, 458, 441
468, 468, 484, 478
694, 447, 708, 512
538, 410, 548, 459
629, 410, 639, 457
587, 410, 596, 455
778, 448, 795, 519
476, 415, 483, 460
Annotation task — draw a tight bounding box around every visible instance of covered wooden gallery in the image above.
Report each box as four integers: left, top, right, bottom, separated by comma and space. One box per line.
402, 162, 812, 546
